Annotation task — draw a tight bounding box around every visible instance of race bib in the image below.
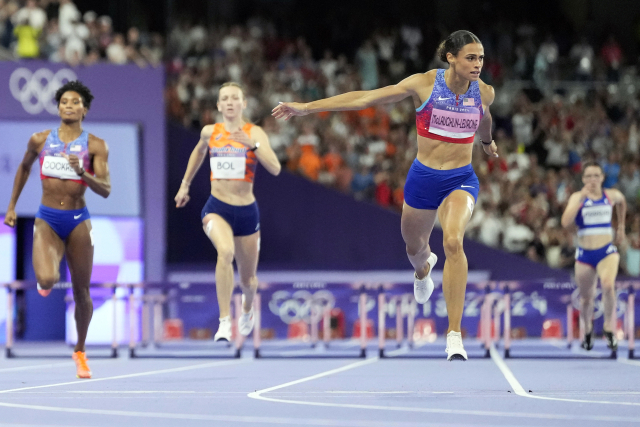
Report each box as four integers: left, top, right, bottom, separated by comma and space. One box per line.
210, 156, 246, 179
428, 103, 480, 139
581, 205, 612, 225
41, 156, 83, 180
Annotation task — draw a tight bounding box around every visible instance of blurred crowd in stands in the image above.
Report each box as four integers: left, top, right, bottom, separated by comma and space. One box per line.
0, 0, 164, 66
162, 19, 640, 272
2, 1, 639, 273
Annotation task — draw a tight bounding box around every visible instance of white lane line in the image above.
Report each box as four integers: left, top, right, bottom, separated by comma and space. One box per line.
249, 357, 379, 397
0, 402, 495, 427
0, 362, 76, 373
325, 391, 409, 394
490, 344, 640, 407
248, 355, 640, 423
619, 358, 640, 367
0, 359, 248, 394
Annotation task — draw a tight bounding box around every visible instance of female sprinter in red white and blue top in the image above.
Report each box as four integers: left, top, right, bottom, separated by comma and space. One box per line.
4, 80, 111, 378
175, 82, 281, 342
561, 162, 626, 351
273, 30, 498, 361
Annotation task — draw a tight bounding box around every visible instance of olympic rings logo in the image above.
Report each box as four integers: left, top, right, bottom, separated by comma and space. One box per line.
9, 67, 78, 115
268, 290, 336, 325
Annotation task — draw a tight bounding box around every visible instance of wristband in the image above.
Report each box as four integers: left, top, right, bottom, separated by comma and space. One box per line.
182, 180, 190, 186
480, 139, 492, 146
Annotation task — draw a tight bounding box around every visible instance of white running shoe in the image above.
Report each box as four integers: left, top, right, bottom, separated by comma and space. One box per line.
238, 295, 255, 336
413, 253, 438, 304
445, 331, 468, 361
214, 316, 232, 342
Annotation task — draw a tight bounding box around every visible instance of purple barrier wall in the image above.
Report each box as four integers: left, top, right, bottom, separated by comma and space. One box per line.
0, 62, 165, 280
143, 281, 640, 341
167, 122, 568, 280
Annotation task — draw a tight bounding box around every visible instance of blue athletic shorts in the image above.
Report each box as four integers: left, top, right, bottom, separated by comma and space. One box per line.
35, 205, 90, 240
404, 160, 479, 210
576, 243, 618, 269
201, 195, 260, 236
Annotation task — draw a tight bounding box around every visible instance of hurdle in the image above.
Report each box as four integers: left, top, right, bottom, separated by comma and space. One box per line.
627, 285, 635, 359
4, 281, 120, 358
128, 283, 241, 359
253, 287, 370, 359
498, 282, 633, 360
378, 287, 490, 359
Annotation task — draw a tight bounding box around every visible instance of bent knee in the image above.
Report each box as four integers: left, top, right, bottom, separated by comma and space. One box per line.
36, 274, 59, 290
216, 248, 235, 265
239, 275, 258, 289
443, 236, 464, 257
405, 241, 428, 257
601, 282, 616, 293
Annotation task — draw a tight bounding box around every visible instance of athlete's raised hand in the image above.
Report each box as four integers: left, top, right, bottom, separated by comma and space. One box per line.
229, 129, 255, 148
3, 209, 16, 227
272, 102, 309, 121
174, 183, 191, 208
61, 153, 83, 175
482, 140, 499, 158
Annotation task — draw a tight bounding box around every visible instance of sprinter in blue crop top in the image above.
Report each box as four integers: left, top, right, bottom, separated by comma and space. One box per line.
561, 162, 626, 352
273, 30, 498, 361
4, 81, 111, 379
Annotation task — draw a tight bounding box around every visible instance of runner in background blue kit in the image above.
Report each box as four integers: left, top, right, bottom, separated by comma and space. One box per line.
3, 81, 111, 378
561, 162, 626, 351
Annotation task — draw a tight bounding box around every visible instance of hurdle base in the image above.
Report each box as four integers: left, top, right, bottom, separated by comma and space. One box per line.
629, 349, 635, 359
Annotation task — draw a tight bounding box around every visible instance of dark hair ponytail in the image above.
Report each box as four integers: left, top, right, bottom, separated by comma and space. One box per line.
437, 30, 482, 63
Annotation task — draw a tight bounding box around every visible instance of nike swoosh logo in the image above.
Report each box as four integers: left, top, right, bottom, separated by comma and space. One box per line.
74, 214, 82, 220
437, 97, 451, 101
461, 185, 475, 188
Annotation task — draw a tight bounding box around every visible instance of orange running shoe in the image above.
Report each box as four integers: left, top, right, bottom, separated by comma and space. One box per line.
72, 351, 92, 379
37, 283, 51, 297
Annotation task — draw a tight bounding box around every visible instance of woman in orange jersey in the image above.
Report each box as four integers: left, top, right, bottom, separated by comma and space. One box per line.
175, 82, 281, 341
273, 31, 498, 361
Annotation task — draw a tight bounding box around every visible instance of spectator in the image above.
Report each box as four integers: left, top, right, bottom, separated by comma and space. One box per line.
298, 144, 321, 181
13, 14, 39, 58
106, 33, 127, 64
13, 0, 46, 31
570, 36, 594, 80
600, 34, 622, 82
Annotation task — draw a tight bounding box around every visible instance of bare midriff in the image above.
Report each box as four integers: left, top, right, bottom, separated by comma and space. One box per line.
578, 234, 614, 250
41, 179, 87, 210
210, 180, 256, 206
416, 134, 474, 170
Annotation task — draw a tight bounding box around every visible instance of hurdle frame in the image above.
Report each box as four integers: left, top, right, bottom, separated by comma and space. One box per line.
4, 281, 120, 359
498, 282, 635, 360
127, 283, 241, 359
253, 288, 370, 359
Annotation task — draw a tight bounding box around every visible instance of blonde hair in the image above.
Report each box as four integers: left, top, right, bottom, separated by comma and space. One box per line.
217, 82, 245, 100
217, 81, 252, 124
